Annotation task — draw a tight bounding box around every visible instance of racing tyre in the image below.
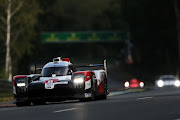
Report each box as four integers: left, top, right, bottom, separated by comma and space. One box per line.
100, 79, 108, 100
101, 91, 107, 100
32, 101, 46, 105
79, 94, 95, 102
79, 91, 95, 102
89, 90, 95, 101
79, 98, 88, 102
88, 81, 96, 101
79, 84, 95, 102
16, 101, 31, 107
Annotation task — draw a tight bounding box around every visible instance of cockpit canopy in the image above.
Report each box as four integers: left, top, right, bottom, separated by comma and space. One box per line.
41, 57, 76, 77
42, 66, 70, 77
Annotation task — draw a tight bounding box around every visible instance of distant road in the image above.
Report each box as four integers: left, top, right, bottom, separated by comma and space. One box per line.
1, 68, 180, 120
1, 86, 180, 120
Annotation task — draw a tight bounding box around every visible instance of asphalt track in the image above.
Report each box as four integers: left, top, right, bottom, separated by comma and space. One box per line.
1, 69, 180, 120
1, 87, 180, 120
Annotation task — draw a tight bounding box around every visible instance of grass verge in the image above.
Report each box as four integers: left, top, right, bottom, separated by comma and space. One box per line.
0, 93, 13, 102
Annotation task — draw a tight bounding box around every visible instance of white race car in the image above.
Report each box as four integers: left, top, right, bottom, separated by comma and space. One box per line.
13, 57, 108, 106
156, 75, 180, 88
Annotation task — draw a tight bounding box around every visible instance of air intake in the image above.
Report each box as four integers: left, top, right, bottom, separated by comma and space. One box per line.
53, 57, 62, 63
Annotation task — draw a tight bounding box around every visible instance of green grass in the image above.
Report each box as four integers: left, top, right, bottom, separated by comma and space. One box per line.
0, 92, 14, 102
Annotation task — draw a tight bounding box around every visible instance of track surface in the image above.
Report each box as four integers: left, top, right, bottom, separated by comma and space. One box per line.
1, 69, 180, 120
1, 87, 180, 120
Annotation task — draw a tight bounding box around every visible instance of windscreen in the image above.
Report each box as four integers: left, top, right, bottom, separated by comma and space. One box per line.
42, 67, 68, 77
162, 77, 176, 80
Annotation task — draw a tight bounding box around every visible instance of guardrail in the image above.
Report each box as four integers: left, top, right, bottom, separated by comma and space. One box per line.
0, 79, 12, 93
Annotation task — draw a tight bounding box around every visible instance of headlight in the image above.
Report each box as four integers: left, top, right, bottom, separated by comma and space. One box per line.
174, 80, 180, 87
157, 80, 164, 87
74, 77, 84, 84
140, 82, 144, 88
124, 81, 129, 88
17, 83, 26, 87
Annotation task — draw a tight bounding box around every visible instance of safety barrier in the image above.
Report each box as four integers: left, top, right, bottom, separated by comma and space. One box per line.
0, 79, 12, 93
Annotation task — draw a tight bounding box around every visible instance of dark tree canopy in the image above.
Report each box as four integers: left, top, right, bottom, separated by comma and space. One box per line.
0, 0, 179, 79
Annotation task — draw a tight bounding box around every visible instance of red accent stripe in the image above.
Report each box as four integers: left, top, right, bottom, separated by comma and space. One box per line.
13, 75, 26, 80
97, 81, 104, 93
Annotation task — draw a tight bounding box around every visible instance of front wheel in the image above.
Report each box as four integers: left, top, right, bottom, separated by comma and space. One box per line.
16, 101, 31, 107
79, 98, 88, 102
32, 101, 46, 105
79, 85, 96, 102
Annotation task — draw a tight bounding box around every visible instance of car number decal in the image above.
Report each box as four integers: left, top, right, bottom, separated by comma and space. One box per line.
45, 80, 55, 89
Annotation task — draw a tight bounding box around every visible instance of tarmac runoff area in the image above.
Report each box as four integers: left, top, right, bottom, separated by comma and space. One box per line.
108, 88, 146, 96
0, 88, 146, 108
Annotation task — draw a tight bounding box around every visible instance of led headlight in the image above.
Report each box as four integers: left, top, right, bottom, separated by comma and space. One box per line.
157, 80, 164, 87
17, 83, 26, 87
140, 82, 144, 88
174, 80, 180, 87
124, 81, 129, 88
74, 77, 84, 84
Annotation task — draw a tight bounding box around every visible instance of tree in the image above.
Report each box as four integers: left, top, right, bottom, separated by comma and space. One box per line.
38, 0, 124, 31
0, 0, 23, 81
174, 0, 180, 78
0, 0, 41, 80
7, 0, 23, 81
0, 0, 25, 81
120, 0, 178, 76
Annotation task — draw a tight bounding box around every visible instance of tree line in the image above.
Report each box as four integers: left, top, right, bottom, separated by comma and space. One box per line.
0, 0, 179, 80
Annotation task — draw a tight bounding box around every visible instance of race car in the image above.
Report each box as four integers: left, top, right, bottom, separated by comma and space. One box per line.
155, 75, 180, 88
13, 57, 108, 106
124, 79, 144, 88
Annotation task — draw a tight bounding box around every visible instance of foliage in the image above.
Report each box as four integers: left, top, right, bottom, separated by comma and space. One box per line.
37, 0, 125, 31
0, 0, 41, 77
0, 0, 179, 78
121, 0, 178, 74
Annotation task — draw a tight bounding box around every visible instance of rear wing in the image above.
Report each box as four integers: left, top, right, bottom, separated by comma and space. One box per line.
75, 59, 107, 77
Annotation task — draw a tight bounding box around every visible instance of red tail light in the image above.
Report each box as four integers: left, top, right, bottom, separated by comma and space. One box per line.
13, 76, 26, 86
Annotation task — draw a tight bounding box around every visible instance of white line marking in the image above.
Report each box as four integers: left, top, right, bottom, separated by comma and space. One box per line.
136, 97, 152, 100
53, 108, 77, 113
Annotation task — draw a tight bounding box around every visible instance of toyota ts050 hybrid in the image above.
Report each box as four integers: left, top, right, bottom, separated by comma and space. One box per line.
13, 57, 108, 106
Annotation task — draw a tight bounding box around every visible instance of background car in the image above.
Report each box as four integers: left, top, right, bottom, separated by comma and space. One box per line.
155, 75, 180, 88
124, 79, 144, 88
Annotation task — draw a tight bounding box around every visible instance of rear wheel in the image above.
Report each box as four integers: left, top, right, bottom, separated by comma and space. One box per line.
101, 91, 107, 99
100, 78, 108, 100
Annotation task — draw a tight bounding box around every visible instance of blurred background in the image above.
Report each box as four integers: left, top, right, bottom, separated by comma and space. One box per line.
0, 0, 179, 85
